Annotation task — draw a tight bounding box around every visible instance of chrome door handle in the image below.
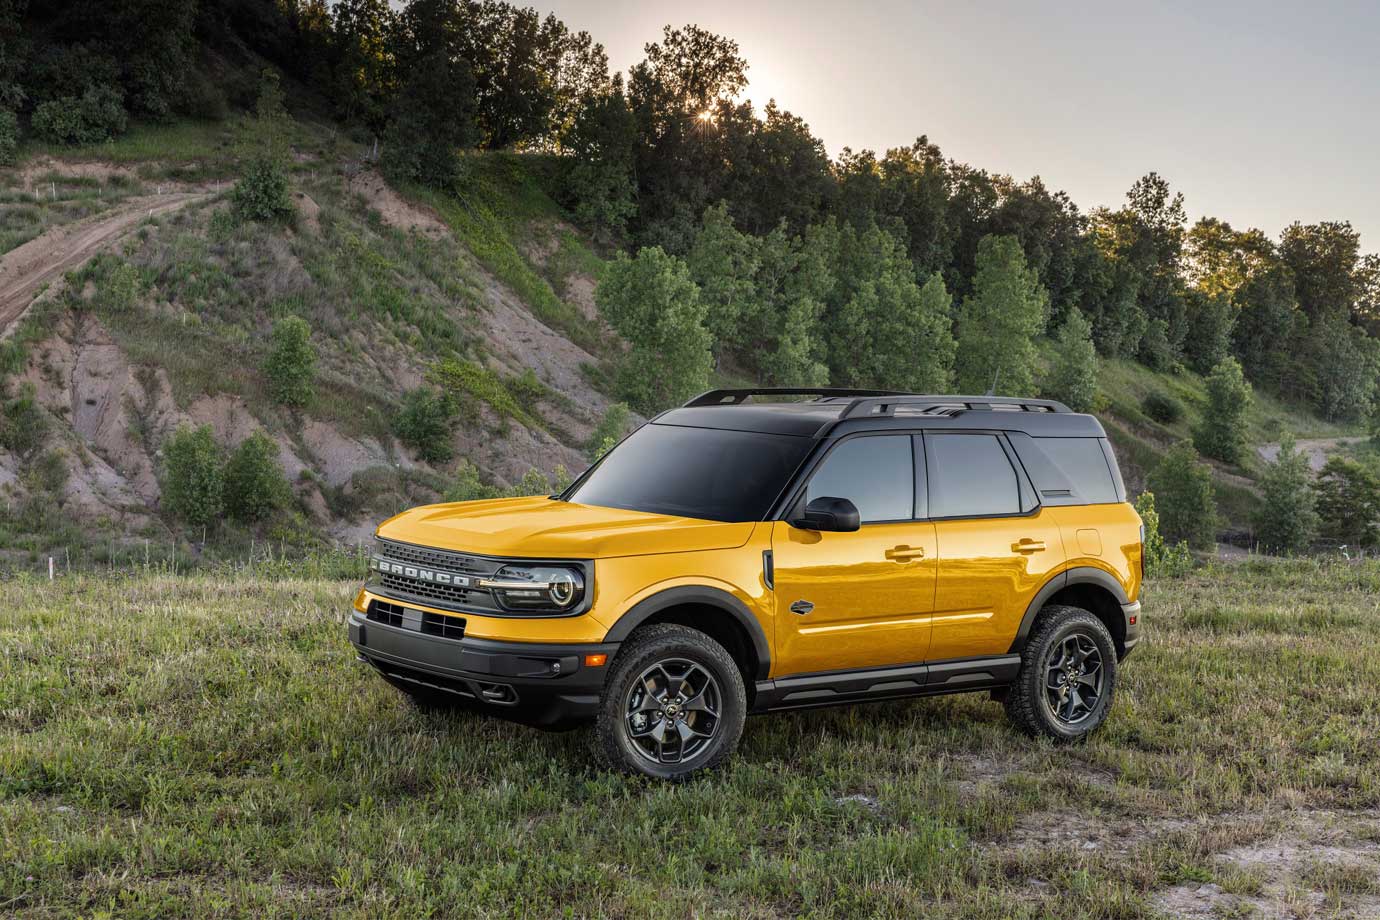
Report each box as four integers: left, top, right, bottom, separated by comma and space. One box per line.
885, 544, 926, 562
1012, 539, 1046, 554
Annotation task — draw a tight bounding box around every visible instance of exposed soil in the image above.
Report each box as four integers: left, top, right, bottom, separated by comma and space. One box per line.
1258, 437, 1366, 472
349, 171, 449, 237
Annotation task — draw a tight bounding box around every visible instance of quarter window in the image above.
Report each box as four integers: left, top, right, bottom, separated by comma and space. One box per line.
805, 435, 914, 523
926, 433, 1020, 518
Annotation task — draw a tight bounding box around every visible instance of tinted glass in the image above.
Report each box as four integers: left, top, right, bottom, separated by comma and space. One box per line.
927, 433, 1020, 518
1036, 438, 1118, 504
565, 424, 812, 522
806, 435, 914, 523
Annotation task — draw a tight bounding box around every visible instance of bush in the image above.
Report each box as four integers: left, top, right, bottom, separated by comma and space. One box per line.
232, 156, 294, 223
1142, 391, 1183, 424
161, 425, 224, 527
1253, 436, 1318, 553
264, 317, 316, 407
0, 385, 49, 462
1315, 457, 1380, 550
0, 109, 17, 166
395, 387, 459, 464
223, 432, 292, 522
1147, 441, 1217, 550
1134, 491, 1193, 578
101, 262, 143, 312
586, 402, 631, 461
31, 86, 128, 145
1194, 356, 1252, 464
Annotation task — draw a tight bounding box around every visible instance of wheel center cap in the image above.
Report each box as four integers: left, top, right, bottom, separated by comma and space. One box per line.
665, 702, 681, 718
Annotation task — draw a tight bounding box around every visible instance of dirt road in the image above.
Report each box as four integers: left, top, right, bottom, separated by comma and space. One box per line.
1257, 436, 1366, 471
0, 192, 210, 337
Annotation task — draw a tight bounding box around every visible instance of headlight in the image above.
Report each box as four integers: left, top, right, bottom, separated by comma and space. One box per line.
480, 564, 586, 613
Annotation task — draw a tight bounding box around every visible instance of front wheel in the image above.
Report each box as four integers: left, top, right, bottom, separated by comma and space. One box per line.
595, 624, 747, 780
1005, 605, 1117, 742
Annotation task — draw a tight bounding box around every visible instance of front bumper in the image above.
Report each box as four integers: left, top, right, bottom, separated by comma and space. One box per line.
349, 610, 618, 728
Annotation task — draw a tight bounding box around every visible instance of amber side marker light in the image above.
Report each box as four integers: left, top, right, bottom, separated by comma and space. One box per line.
584, 653, 608, 667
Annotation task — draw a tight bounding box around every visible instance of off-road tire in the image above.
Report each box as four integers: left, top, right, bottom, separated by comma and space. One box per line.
595, 624, 747, 781
1005, 604, 1117, 742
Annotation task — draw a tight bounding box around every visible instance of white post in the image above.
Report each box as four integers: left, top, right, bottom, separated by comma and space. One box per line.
48, 557, 54, 580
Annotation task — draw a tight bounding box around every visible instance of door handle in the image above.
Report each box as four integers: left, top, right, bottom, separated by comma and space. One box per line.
885, 544, 926, 562
1012, 538, 1046, 554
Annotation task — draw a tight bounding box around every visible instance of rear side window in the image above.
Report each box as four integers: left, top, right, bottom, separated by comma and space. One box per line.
926, 433, 1020, 518
806, 435, 914, 523
1035, 438, 1119, 504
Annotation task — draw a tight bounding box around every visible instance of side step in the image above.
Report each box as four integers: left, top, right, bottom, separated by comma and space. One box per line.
752, 656, 1021, 713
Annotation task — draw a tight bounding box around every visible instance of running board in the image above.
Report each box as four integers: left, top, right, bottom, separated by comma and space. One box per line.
752, 656, 1021, 713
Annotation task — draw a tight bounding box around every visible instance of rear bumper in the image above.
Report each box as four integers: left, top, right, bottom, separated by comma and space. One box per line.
349, 610, 618, 728
1120, 600, 1142, 659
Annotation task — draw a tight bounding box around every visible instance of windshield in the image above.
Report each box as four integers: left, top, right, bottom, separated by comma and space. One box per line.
564, 423, 814, 522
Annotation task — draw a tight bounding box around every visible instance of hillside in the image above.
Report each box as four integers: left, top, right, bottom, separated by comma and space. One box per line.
0, 117, 1364, 567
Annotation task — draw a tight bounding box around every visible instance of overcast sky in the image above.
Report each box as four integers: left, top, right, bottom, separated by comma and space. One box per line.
538, 0, 1379, 250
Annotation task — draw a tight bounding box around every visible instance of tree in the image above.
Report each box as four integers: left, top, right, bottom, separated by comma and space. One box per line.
558, 77, 637, 237
596, 247, 712, 414
232, 71, 294, 223
382, 46, 478, 187
0, 108, 14, 165
1044, 308, 1098, 412
1315, 457, 1380, 550
685, 203, 760, 361
749, 222, 833, 386
161, 425, 224, 528
586, 402, 630, 461
1194, 357, 1252, 464
1134, 491, 1193, 577
954, 234, 1048, 395
1181, 289, 1234, 375
1147, 442, 1217, 550
264, 316, 317, 407
1253, 436, 1318, 553
223, 432, 291, 522
330, 0, 397, 138
395, 386, 459, 463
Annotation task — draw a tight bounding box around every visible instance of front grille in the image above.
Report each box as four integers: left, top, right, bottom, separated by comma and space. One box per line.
367, 599, 406, 627
372, 539, 504, 613
378, 540, 500, 577
366, 599, 467, 640
421, 610, 466, 640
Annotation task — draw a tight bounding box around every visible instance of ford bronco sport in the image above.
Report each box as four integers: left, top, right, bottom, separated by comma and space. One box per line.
349, 389, 1143, 780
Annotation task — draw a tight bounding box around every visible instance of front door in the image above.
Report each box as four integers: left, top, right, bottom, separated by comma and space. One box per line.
923, 431, 1067, 661
770, 434, 937, 677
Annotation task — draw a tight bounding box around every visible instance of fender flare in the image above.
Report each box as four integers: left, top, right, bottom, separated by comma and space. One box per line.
603, 585, 772, 680
1008, 566, 1131, 654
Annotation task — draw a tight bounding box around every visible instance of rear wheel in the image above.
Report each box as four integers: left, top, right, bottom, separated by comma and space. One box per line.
595, 624, 746, 781
1005, 605, 1117, 742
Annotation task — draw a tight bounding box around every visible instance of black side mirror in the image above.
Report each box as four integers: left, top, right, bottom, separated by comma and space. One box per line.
792, 496, 861, 533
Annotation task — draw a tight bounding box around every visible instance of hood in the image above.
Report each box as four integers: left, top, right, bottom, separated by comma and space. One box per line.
376, 496, 757, 559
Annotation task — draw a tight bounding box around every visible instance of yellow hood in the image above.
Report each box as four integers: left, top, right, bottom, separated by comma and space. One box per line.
376, 496, 757, 559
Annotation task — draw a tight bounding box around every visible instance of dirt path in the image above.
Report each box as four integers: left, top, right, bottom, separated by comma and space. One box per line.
0, 192, 211, 337
1257, 436, 1365, 472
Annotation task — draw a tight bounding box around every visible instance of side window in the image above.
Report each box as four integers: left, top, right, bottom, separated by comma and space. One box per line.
1036, 438, 1119, 504
927, 433, 1020, 518
805, 435, 914, 523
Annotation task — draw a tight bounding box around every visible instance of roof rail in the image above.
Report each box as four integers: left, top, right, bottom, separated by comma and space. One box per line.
838, 394, 1072, 420
683, 387, 904, 407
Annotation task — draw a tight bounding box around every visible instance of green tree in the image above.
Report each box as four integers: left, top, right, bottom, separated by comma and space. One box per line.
1315, 457, 1380, 550
596, 246, 712, 414
558, 77, 637, 237
1134, 491, 1193, 577
955, 234, 1048, 395
31, 85, 127, 145
264, 316, 317, 408
232, 70, 294, 224
395, 386, 459, 464
382, 46, 478, 188
747, 221, 833, 386
161, 425, 224, 528
586, 402, 630, 461
1044, 307, 1097, 412
685, 203, 760, 362
0, 108, 16, 165
223, 432, 291, 522
1193, 356, 1252, 464
1147, 441, 1217, 550
1253, 436, 1318, 553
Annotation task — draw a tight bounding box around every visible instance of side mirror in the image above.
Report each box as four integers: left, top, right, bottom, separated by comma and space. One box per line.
792, 496, 861, 533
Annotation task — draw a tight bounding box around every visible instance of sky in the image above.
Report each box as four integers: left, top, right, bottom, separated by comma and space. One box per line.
538, 0, 1380, 250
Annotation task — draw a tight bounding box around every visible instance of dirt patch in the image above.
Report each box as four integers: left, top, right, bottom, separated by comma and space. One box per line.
293, 191, 321, 234
564, 273, 600, 323
350, 171, 448, 238
1258, 437, 1366, 473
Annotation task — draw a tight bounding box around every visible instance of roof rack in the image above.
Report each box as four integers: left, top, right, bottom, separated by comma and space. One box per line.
838, 394, 1072, 419
683, 387, 904, 407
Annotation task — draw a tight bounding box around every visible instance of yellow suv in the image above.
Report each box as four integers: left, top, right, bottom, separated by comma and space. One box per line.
349, 390, 1143, 780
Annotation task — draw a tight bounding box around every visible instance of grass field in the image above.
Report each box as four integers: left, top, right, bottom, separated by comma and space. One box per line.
3, 562, 1379, 918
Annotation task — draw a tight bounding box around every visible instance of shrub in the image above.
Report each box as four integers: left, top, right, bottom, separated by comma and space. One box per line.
1194, 356, 1252, 464
1253, 436, 1318, 553
264, 317, 316, 407
1142, 391, 1183, 424
395, 387, 459, 464
102, 262, 143, 312
586, 402, 630, 461
31, 86, 128, 145
223, 432, 292, 522
232, 155, 294, 223
1315, 457, 1380, 550
0, 385, 49, 461
1134, 491, 1193, 577
1147, 441, 1217, 550
444, 459, 499, 502
0, 109, 17, 166
161, 425, 224, 527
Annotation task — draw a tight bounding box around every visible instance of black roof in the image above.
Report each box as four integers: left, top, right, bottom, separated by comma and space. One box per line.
654, 389, 1108, 439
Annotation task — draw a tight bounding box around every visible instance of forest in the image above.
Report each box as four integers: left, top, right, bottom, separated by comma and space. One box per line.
4, 0, 1377, 426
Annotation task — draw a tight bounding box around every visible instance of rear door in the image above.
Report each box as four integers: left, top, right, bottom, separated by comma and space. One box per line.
770, 433, 938, 677
924, 431, 1067, 662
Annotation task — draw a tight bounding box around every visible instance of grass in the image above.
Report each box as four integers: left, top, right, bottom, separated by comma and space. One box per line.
3, 559, 1378, 917
0, 172, 145, 254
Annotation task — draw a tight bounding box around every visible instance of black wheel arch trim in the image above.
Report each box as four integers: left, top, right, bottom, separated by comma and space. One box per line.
602, 585, 772, 681
1008, 566, 1131, 654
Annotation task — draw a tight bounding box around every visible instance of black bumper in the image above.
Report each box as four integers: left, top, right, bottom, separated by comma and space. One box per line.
1120, 600, 1142, 659
349, 610, 618, 729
